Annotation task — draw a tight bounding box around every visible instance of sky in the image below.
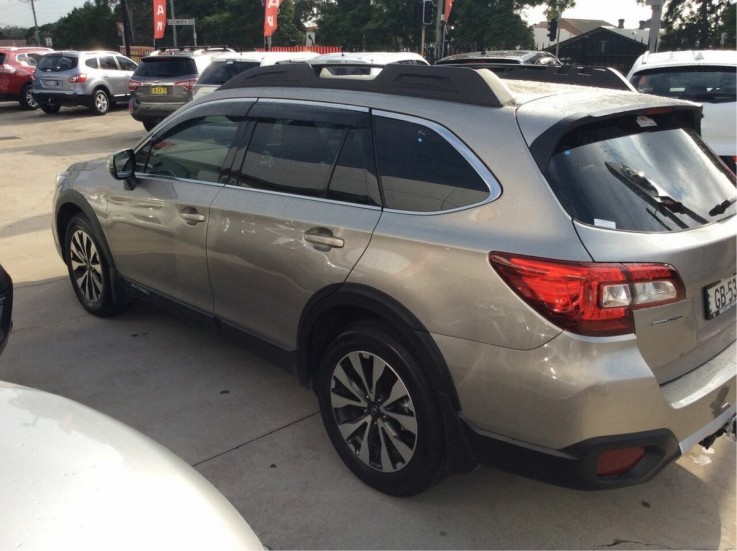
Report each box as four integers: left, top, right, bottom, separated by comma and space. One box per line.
1, 0, 656, 30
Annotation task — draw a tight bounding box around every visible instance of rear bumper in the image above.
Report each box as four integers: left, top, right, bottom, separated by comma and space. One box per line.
458, 407, 735, 490
129, 100, 183, 124
434, 329, 736, 488
33, 91, 92, 108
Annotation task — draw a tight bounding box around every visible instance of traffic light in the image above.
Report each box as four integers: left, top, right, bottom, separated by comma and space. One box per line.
422, 0, 435, 26
547, 19, 558, 42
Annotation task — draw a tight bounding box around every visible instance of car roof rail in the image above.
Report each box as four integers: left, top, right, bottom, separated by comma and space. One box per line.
220, 63, 515, 107
448, 63, 635, 91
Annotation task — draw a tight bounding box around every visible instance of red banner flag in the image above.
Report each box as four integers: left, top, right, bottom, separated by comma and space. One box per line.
264, 0, 283, 38
153, 0, 167, 40
444, 0, 454, 22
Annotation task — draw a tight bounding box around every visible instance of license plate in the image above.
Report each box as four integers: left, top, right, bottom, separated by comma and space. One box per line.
704, 274, 737, 319
43, 80, 58, 87
150, 86, 169, 96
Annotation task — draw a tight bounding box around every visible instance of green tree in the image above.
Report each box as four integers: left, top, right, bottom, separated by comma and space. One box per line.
51, 0, 118, 49
659, 0, 736, 50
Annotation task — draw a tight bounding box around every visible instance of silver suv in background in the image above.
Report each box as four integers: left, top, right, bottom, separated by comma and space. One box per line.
52, 63, 736, 496
129, 46, 234, 130
32, 50, 137, 115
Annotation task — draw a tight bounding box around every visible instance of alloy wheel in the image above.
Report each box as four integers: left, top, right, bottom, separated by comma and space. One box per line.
69, 229, 103, 305
329, 350, 418, 472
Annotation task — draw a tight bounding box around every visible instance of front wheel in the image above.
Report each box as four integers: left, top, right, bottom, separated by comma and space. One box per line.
64, 214, 130, 317
317, 320, 444, 496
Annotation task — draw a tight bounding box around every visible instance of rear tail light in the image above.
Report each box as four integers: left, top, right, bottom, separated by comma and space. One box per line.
489, 253, 685, 337
174, 78, 197, 91
69, 73, 87, 83
128, 79, 142, 92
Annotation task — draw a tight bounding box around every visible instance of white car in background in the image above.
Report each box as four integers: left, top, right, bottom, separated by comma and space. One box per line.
193, 51, 319, 99
628, 50, 737, 172
309, 51, 429, 75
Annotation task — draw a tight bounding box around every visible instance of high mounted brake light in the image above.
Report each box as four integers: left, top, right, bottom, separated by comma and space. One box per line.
490, 253, 685, 337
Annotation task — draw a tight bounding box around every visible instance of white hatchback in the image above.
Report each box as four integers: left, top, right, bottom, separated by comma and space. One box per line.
627, 50, 737, 172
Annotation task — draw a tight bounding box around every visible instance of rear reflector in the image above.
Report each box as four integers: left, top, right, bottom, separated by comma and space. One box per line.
490, 253, 685, 336
597, 447, 646, 477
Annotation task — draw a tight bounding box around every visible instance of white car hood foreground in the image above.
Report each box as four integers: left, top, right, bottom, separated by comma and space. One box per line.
0, 381, 262, 551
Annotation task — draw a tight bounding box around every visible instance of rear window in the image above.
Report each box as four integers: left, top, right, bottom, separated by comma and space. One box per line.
134, 57, 198, 78
37, 55, 78, 72
630, 65, 736, 104
198, 60, 260, 86
545, 113, 736, 232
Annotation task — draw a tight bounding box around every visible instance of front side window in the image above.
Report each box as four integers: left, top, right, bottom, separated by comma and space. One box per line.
137, 115, 243, 183
374, 116, 490, 212
545, 113, 736, 232
630, 65, 736, 104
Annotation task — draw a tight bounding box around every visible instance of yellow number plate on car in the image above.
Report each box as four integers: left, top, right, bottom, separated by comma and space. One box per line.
151, 86, 169, 96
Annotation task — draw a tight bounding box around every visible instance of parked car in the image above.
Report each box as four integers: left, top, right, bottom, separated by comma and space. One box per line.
52, 63, 736, 496
32, 50, 137, 115
193, 51, 318, 99
627, 49, 737, 173
129, 46, 234, 130
309, 51, 429, 75
436, 49, 561, 66
0, 265, 262, 549
0, 46, 53, 109
0, 264, 12, 356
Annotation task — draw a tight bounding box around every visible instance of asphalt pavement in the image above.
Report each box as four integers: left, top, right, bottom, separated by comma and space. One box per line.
0, 101, 735, 550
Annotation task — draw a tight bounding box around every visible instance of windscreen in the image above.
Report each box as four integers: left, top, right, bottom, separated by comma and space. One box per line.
134, 57, 197, 78
630, 65, 736, 104
37, 54, 78, 72
197, 61, 260, 85
544, 113, 736, 232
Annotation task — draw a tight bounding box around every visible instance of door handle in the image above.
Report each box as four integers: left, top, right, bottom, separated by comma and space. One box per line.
179, 208, 206, 224
304, 228, 344, 249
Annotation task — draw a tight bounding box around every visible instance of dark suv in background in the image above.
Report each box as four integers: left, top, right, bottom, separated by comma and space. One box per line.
32, 50, 137, 115
0, 46, 53, 109
128, 46, 233, 130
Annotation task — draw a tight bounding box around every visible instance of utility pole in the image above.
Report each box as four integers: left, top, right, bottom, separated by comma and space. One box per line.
169, 0, 178, 48
434, 0, 444, 61
646, 0, 663, 53
23, 0, 41, 46
119, 0, 132, 58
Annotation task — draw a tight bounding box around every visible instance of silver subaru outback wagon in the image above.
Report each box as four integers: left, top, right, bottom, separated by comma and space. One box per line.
52, 63, 736, 496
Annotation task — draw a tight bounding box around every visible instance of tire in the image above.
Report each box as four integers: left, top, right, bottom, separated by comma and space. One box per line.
19, 83, 38, 110
90, 89, 110, 115
64, 214, 130, 317
40, 104, 61, 114
143, 121, 158, 132
317, 320, 444, 496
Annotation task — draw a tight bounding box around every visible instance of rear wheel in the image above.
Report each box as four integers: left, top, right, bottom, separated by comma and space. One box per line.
64, 214, 130, 317
317, 320, 444, 496
90, 89, 110, 115
143, 121, 158, 132
40, 104, 61, 114
19, 84, 37, 110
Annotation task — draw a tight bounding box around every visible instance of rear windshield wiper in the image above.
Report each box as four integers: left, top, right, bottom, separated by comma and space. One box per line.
605, 162, 708, 224
709, 195, 737, 217
605, 162, 685, 210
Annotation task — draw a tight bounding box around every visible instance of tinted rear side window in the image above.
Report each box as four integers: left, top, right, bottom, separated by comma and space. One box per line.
0, 54, 6, 64
198, 61, 260, 85
630, 65, 736, 103
545, 114, 736, 232
37, 55, 78, 72
374, 116, 490, 212
134, 57, 197, 78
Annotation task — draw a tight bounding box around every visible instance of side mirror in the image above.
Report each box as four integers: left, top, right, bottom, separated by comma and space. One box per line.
108, 149, 137, 189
